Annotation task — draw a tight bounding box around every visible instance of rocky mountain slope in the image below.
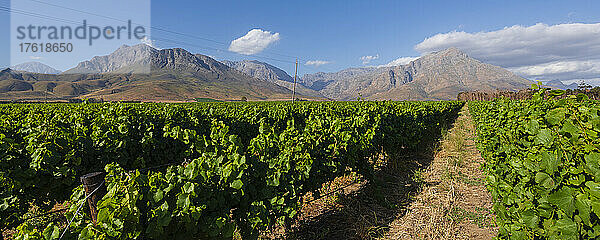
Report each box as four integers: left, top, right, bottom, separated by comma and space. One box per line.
0, 46, 533, 102
222, 60, 325, 99
301, 48, 533, 100
222, 60, 294, 83
0, 45, 320, 101
543, 79, 578, 90
300, 67, 378, 91
12, 62, 61, 74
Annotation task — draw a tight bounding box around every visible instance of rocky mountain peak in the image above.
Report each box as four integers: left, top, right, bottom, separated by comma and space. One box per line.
63, 44, 232, 74
419, 47, 471, 63
63, 44, 156, 74
222, 60, 294, 83
11, 62, 61, 74
305, 47, 532, 100
544, 79, 579, 90
0, 68, 24, 80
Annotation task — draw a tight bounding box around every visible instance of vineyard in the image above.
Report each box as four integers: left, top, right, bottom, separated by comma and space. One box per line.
470, 86, 600, 239
0, 101, 462, 239
6, 87, 597, 240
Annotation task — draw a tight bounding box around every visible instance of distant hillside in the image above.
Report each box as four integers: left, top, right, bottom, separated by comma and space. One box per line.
0, 45, 321, 102
301, 67, 378, 91
222, 60, 326, 99
543, 79, 578, 90
1, 46, 534, 102
301, 48, 533, 100
222, 60, 294, 83
12, 62, 61, 74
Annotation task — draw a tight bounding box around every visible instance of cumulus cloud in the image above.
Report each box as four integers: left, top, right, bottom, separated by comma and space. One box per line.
380, 57, 419, 67
564, 78, 600, 86
509, 60, 600, 80
229, 29, 280, 55
414, 23, 600, 83
360, 54, 379, 64
305, 60, 331, 67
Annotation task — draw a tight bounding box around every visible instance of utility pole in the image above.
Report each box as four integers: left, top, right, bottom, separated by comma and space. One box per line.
292, 58, 298, 102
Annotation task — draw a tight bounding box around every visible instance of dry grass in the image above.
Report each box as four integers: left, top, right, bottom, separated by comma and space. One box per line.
280, 152, 437, 240
384, 105, 497, 240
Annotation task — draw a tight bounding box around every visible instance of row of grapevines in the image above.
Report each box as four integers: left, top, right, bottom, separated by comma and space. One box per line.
2, 101, 462, 239
469, 87, 600, 239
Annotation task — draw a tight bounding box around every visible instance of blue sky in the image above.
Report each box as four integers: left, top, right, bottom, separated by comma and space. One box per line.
148, 0, 600, 75
1, 0, 600, 83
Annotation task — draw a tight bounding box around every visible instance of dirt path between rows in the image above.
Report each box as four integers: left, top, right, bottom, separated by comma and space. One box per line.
383, 105, 497, 239
265, 105, 497, 239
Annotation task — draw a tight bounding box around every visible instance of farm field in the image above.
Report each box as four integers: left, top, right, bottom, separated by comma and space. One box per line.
2, 0, 599, 239
2, 87, 599, 239
1, 100, 463, 239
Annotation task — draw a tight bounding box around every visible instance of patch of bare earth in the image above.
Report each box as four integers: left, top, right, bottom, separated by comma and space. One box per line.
384, 105, 497, 239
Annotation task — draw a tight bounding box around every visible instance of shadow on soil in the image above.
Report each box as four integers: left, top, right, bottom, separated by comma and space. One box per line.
286, 110, 461, 240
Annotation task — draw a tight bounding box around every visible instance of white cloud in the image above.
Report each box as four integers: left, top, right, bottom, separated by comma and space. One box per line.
414, 23, 600, 84
305, 60, 331, 67
509, 60, 600, 80
141, 36, 158, 49
380, 57, 419, 67
229, 29, 280, 55
564, 78, 600, 86
360, 54, 379, 64
29, 56, 42, 60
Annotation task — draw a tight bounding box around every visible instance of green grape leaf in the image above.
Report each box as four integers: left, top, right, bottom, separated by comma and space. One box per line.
541, 151, 559, 174
535, 172, 555, 189
548, 187, 575, 216
555, 218, 578, 239
546, 108, 566, 125
230, 179, 243, 190
521, 209, 539, 228
575, 194, 591, 226
585, 153, 600, 179
534, 129, 554, 146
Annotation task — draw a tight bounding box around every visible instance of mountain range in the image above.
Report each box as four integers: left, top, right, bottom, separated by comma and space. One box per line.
1, 45, 535, 102
301, 48, 532, 100
221, 60, 325, 99
1, 45, 320, 102
12, 62, 61, 74
543, 79, 578, 90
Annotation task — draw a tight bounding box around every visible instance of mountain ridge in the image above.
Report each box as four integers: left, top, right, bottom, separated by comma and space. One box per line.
221, 59, 326, 99
543, 79, 578, 90
1, 45, 322, 101
12, 62, 61, 74
1, 46, 534, 101
301, 48, 533, 100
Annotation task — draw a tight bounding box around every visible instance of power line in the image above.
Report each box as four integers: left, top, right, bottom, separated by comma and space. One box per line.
0, 6, 80, 25
1, 4, 339, 74
26, 0, 342, 73
0, 6, 296, 64
26, 0, 304, 61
